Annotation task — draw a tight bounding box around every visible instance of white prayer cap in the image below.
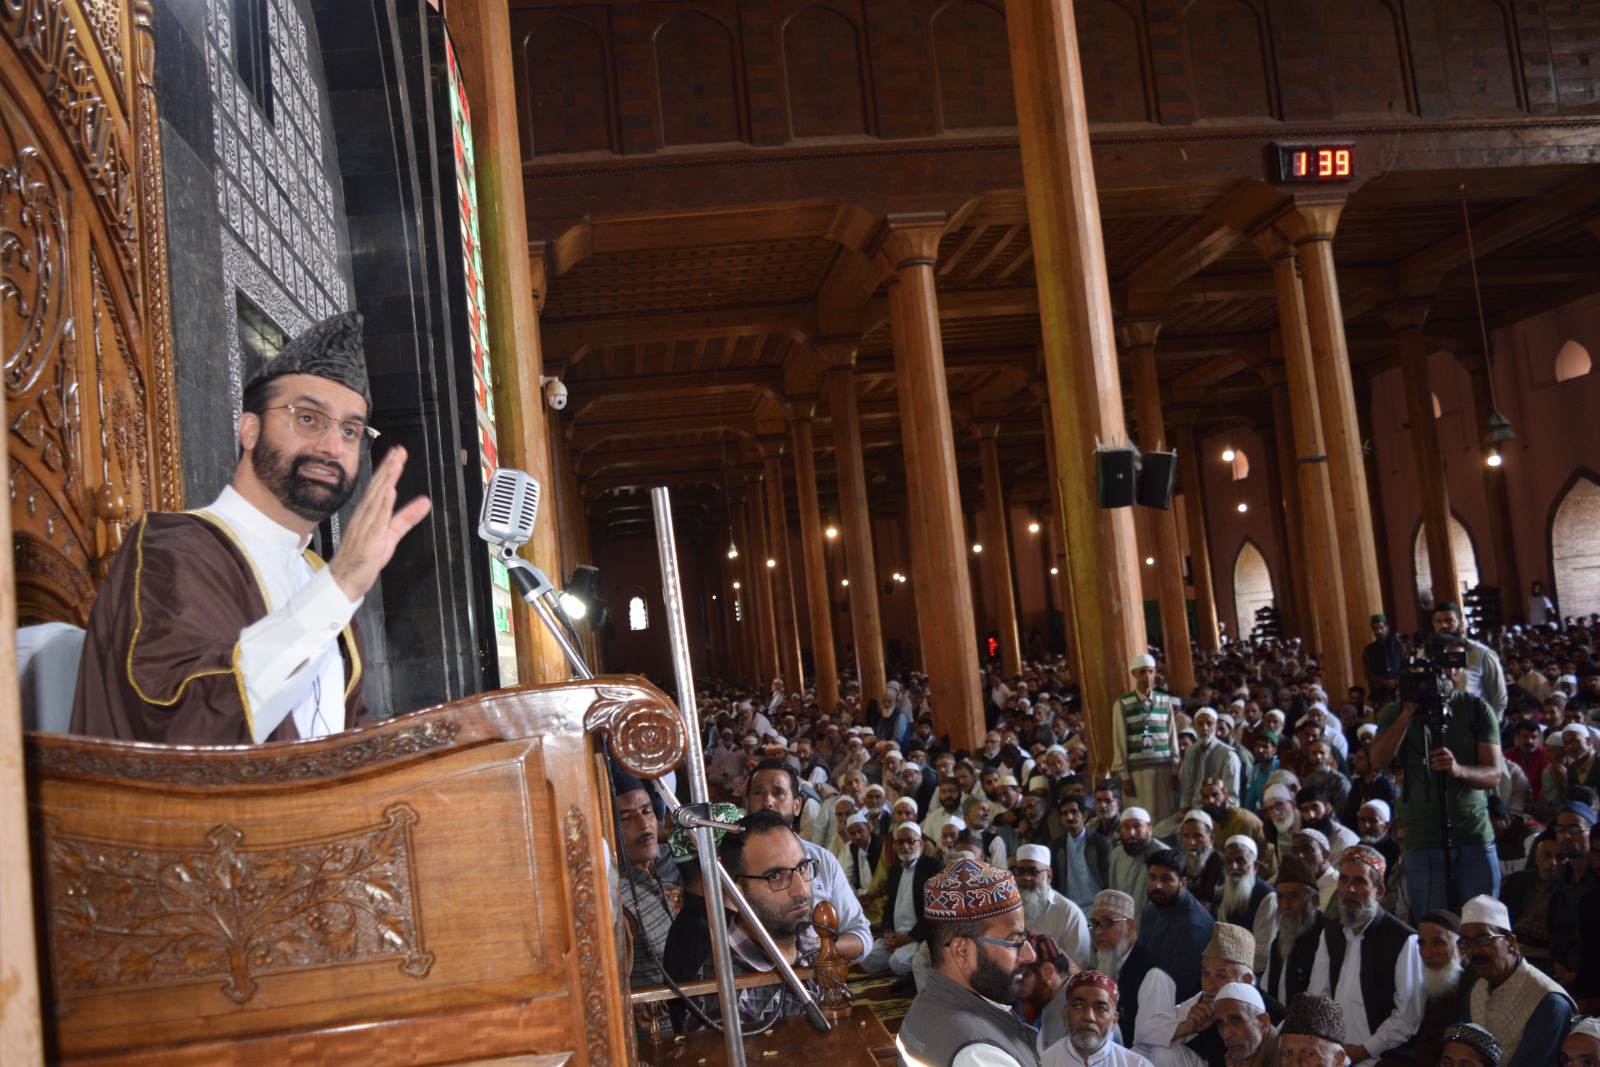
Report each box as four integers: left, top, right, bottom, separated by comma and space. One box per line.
1293, 828, 1330, 853
1572, 1017, 1600, 1042
1264, 784, 1295, 806
771, 735, 787, 747
1215, 982, 1266, 1014
1027, 776, 1050, 793
997, 775, 1020, 788
1192, 707, 1218, 722
1225, 835, 1258, 857
1046, 744, 1069, 756
845, 727, 861, 735
1461, 894, 1512, 932
846, 813, 869, 828
1264, 709, 1286, 724
1219, 714, 1237, 729
1182, 810, 1214, 830
1565, 723, 1591, 738
1130, 653, 1157, 671
894, 822, 923, 839
864, 783, 886, 796
1360, 799, 1392, 822
1357, 723, 1378, 741
1017, 844, 1052, 866
893, 796, 919, 811
1122, 807, 1152, 825
944, 817, 967, 833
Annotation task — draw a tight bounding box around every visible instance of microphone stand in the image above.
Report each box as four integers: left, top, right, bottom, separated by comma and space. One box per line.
493, 546, 594, 680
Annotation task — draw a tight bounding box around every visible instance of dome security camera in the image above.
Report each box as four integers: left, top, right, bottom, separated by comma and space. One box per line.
539, 375, 567, 411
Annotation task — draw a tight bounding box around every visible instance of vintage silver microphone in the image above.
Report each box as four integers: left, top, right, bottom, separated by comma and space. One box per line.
477, 467, 592, 678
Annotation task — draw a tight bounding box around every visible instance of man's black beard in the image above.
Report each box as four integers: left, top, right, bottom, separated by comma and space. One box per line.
1307, 812, 1336, 840
969, 944, 1024, 1003
749, 890, 813, 942
251, 434, 355, 523
1123, 837, 1150, 855
1203, 801, 1228, 821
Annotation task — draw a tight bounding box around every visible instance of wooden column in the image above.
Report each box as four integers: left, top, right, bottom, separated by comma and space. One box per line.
1257, 424, 1300, 637
1262, 366, 1310, 640
761, 445, 805, 691
1388, 305, 1460, 606
791, 416, 840, 714
1004, 0, 1146, 765
1036, 385, 1078, 655
738, 495, 778, 688
824, 362, 888, 703
0, 419, 42, 1062
876, 221, 985, 752
1284, 201, 1385, 662
1355, 386, 1397, 621
1255, 232, 1351, 691
1176, 425, 1222, 651
976, 426, 1024, 677
896, 484, 926, 673
1123, 326, 1196, 697
450, 2, 565, 681
725, 532, 757, 688
1467, 357, 1523, 617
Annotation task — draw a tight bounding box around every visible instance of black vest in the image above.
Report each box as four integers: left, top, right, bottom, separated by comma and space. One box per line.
1322, 909, 1417, 1036
1117, 940, 1174, 1047
1222, 877, 1272, 929
1267, 910, 1325, 1006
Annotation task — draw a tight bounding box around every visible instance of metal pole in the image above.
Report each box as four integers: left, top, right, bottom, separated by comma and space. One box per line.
652, 489, 748, 1066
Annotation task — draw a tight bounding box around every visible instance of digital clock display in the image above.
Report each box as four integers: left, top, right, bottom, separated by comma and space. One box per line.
1274, 143, 1355, 183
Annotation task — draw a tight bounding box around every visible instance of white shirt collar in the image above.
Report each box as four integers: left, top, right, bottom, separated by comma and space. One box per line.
206, 485, 312, 555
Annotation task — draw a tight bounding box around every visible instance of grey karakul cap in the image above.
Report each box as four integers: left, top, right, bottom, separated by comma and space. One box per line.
247, 311, 371, 409
1282, 993, 1344, 1044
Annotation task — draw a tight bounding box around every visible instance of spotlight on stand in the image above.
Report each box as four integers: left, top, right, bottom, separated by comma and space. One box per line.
560, 563, 605, 627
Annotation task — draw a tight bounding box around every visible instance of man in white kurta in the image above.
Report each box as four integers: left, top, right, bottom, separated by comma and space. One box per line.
1042, 970, 1154, 1067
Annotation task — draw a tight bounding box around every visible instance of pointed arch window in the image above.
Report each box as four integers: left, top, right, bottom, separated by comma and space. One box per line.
628, 596, 648, 631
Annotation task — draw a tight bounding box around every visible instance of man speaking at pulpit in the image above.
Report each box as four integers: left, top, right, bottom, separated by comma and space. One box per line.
70, 311, 431, 745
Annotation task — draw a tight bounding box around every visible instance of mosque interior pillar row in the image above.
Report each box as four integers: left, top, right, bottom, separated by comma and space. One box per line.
737, 493, 779, 688
896, 482, 927, 675
976, 426, 1024, 678
1255, 424, 1300, 639
1354, 384, 1397, 622
824, 361, 888, 705
723, 534, 754, 688
450, 1, 563, 682
702, 541, 727, 684
790, 417, 841, 715
1256, 232, 1351, 693
1466, 357, 1523, 619
1284, 200, 1385, 664
1004, 0, 1146, 768
877, 223, 985, 753
1175, 425, 1223, 653
1124, 326, 1196, 698
1035, 385, 1078, 654
1387, 304, 1460, 606
1262, 368, 1310, 642
761, 445, 806, 692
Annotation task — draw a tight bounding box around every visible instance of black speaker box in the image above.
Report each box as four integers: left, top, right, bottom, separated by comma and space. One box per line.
1097, 447, 1137, 508
1138, 450, 1177, 509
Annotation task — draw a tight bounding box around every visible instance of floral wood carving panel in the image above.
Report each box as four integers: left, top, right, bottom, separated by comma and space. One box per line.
42, 802, 434, 1014
1, 0, 180, 624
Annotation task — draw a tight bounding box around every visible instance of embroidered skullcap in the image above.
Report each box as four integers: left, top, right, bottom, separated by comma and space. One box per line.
1092, 889, 1136, 919
1275, 855, 1320, 890
1441, 1023, 1503, 1066
1418, 909, 1461, 934
1203, 923, 1256, 968
1225, 834, 1258, 857
1564, 801, 1599, 826
1122, 807, 1151, 825
1339, 844, 1386, 880
247, 311, 372, 408
1357, 723, 1378, 741
1293, 827, 1330, 854
1193, 707, 1218, 722
1215, 981, 1265, 1014
845, 812, 869, 828
1183, 809, 1214, 830
1264, 783, 1295, 806
666, 801, 744, 862
922, 858, 1021, 922
1282, 993, 1345, 1044
894, 822, 923, 839
1360, 799, 1391, 821
893, 796, 919, 811
1030, 934, 1068, 968
1130, 654, 1157, 671
1016, 844, 1052, 867
1063, 970, 1119, 1002
1460, 894, 1511, 932
944, 817, 967, 833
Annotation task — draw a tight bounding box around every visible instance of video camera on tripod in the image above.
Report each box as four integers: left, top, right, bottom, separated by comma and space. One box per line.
1397, 633, 1468, 728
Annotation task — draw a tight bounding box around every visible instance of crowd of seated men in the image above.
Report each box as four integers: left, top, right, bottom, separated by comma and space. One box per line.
618, 608, 1600, 1064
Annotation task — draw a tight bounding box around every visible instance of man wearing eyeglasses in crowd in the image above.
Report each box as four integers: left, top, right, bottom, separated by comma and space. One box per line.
863, 821, 944, 995
678, 809, 825, 1031
71, 312, 431, 744
1455, 893, 1574, 1067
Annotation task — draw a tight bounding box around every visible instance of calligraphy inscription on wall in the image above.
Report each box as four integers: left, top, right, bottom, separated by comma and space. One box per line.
42, 802, 434, 1013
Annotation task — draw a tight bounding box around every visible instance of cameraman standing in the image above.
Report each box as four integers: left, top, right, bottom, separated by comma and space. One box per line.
1432, 601, 1508, 717
1368, 645, 1505, 915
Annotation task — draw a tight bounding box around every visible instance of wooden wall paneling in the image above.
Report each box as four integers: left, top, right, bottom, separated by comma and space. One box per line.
1267, 0, 1334, 121
1435, 0, 1526, 114
1321, 0, 1415, 117
929, 0, 1016, 132
611, 3, 662, 155
780, 0, 873, 139
1141, 0, 1199, 125
1183, 0, 1279, 121
860, 0, 939, 140
1546, 1, 1600, 110
2, 0, 179, 627
652, 3, 746, 147
1510, 0, 1557, 112
514, 9, 619, 159
1074, 0, 1153, 124
1398, 0, 1456, 116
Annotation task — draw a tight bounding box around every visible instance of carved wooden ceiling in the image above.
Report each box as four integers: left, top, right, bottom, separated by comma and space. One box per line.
510, 1, 1600, 544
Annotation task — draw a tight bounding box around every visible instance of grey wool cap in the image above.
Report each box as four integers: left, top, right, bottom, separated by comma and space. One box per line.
246, 311, 372, 409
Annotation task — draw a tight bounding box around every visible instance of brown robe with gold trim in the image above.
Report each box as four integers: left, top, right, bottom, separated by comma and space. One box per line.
69, 511, 366, 744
